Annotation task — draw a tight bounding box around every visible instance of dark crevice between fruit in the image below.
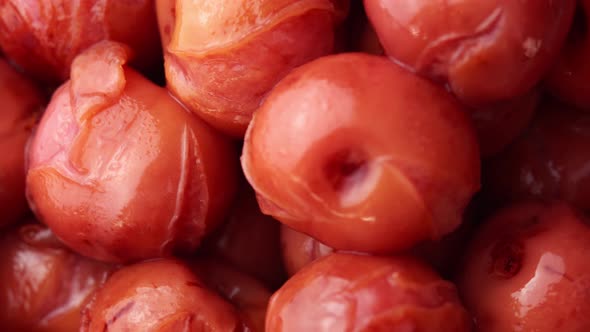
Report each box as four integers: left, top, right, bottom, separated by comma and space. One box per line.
567, 3, 588, 46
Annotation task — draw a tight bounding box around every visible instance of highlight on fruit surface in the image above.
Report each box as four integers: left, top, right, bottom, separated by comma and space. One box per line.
81, 259, 247, 331
484, 100, 590, 211
158, 0, 350, 137
457, 201, 590, 332
242, 53, 481, 254
280, 225, 334, 276
0, 223, 113, 332
364, 0, 576, 106
26, 41, 239, 263
0, 0, 161, 83
266, 253, 472, 332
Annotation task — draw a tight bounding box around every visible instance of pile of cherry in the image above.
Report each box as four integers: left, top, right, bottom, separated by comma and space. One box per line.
1, 0, 590, 331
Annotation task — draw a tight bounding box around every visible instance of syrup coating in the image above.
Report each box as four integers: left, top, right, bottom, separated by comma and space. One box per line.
242, 53, 480, 253
0, 223, 113, 332
457, 202, 590, 331
26, 41, 238, 263
364, 0, 575, 106
267, 253, 472, 332
0, 0, 161, 83
159, 0, 349, 136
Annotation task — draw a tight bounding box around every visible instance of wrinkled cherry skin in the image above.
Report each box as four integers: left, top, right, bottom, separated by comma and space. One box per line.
484, 101, 590, 211
470, 89, 539, 158
203, 185, 286, 288
242, 53, 480, 254
158, 0, 349, 137
81, 259, 247, 332
280, 225, 334, 276
546, 0, 590, 109
267, 253, 472, 332
456, 202, 590, 331
0, 0, 161, 83
364, 0, 575, 106
0, 223, 113, 332
26, 41, 239, 263
191, 259, 272, 332
0, 59, 44, 228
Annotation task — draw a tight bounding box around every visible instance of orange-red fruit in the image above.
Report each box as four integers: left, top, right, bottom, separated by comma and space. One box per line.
484, 101, 590, 211
0, 59, 44, 228
267, 253, 472, 331
364, 0, 576, 106
159, 0, 349, 137
546, 0, 590, 109
457, 202, 590, 331
0, 0, 161, 83
81, 259, 247, 332
26, 41, 238, 263
0, 223, 113, 332
242, 53, 480, 254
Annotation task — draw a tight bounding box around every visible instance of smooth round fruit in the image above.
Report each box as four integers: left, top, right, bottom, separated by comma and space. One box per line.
457, 202, 590, 331
242, 53, 480, 254
0, 223, 113, 332
81, 259, 246, 331
267, 253, 472, 332
364, 0, 576, 106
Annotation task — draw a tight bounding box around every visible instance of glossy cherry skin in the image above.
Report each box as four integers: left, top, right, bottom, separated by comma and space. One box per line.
159, 0, 349, 137
242, 53, 480, 254
267, 253, 472, 331
546, 0, 590, 109
280, 225, 334, 276
364, 0, 575, 106
457, 202, 590, 331
26, 41, 239, 263
203, 185, 286, 288
0, 0, 161, 83
81, 259, 247, 332
0, 59, 44, 228
191, 259, 272, 332
484, 101, 590, 211
0, 223, 113, 332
